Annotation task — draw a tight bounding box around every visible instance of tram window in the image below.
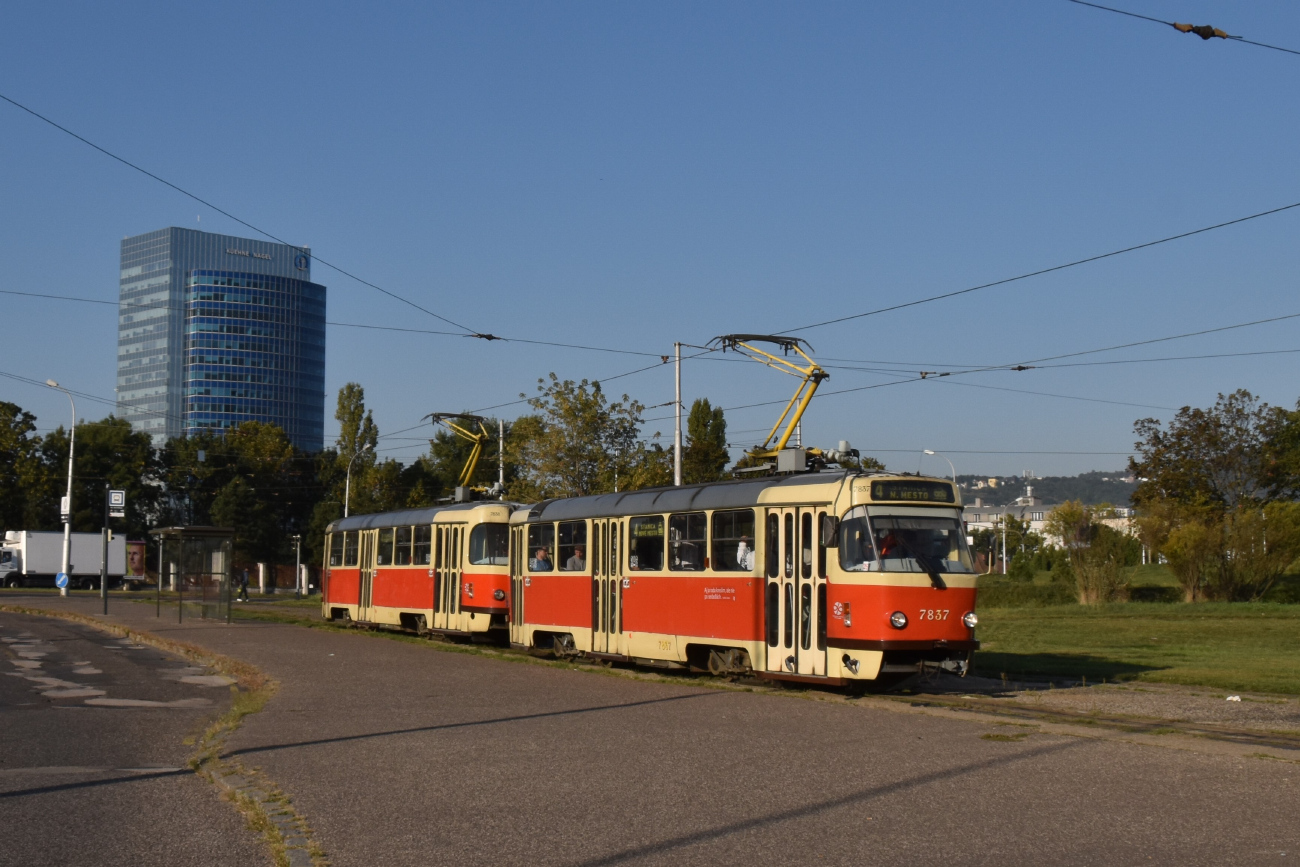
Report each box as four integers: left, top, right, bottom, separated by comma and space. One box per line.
816, 584, 827, 650
343, 532, 358, 567
328, 533, 344, 567
838, 507, 877, 572
800, 583, 812, 650
414, 525, 432, 566
784, 513, 795, 578
558, 522, 588, 571
610, 523, 620, 575
765, 514, 779, 579
593, 524, 603, 577
628, 516, 664, 571
711, 509, 756, 572
801, 512, 813, 579
528, 524, 555, 572
435, 528, 444, 569
395, 526, 413, 565
783, 583, 794, 648
668, 513, 706, 571
376, 528, 394, 566
470, 523, 510, 566
765, 583, 779, 647
817, 511, 827, 578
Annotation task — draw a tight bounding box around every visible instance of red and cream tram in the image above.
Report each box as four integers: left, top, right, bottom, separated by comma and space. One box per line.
322, 502, 519, 637
507, 471, 978, 686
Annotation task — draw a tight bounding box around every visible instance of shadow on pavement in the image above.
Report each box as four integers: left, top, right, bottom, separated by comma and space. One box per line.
0, 768, 190, 801
574, 740, 1080, 865
227, 691, 718, 759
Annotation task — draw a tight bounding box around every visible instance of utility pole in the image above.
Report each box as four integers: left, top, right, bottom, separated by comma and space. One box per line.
46, 380, 76, 598
673, 342, 682, 486
498, 418, 505, 499
1002, 513, 1008, 576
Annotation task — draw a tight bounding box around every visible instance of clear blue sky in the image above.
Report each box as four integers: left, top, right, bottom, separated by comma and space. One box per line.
4, 1, 1299, 477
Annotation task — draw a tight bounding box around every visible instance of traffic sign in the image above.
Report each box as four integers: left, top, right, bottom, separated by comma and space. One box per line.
55, 573, 69, 589
108, 490, 126, 519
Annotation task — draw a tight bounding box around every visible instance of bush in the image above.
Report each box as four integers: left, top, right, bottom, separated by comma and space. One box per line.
977, 578, 1076, 607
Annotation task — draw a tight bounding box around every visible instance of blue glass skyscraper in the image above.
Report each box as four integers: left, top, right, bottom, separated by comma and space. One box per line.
116, 228, 326, 452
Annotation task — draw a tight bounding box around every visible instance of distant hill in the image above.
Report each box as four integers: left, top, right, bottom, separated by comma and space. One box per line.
956, 471, 1136, 507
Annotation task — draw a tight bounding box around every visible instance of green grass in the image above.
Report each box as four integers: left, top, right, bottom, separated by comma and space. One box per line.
975, 603, 1300, 694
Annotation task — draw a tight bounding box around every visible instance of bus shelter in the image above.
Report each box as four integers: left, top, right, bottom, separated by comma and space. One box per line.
151, 526, 234, 623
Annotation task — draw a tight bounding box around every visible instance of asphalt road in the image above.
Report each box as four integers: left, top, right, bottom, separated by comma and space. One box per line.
5, 595, 1300, 866
0, 612, 266, 867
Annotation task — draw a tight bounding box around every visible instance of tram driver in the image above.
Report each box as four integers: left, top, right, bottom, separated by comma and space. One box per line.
530, 547, 553, 571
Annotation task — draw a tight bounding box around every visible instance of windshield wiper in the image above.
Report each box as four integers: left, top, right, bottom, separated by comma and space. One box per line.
886, 529, 946, 590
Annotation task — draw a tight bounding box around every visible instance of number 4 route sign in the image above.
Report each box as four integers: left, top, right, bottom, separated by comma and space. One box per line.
108, 490, 126, 519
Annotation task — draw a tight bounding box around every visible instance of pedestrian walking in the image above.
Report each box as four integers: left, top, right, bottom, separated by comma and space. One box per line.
237, 567, 250, 602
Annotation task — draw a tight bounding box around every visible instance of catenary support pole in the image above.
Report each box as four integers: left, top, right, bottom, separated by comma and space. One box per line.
673, 342, 682, 486
1002, 515, 1007, 575
100, 484, 108, 615
498, 418, 505, 498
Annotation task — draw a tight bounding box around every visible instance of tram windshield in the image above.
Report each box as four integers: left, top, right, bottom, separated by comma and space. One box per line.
838, 507, 974, 574
469, 523, 510, 566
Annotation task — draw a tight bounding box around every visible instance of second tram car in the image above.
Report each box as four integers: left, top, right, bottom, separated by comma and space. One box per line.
322, 502, 519, 637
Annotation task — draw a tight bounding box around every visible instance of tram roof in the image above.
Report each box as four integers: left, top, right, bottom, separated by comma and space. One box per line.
326, 501, 519, 533
523, 471, 860, 522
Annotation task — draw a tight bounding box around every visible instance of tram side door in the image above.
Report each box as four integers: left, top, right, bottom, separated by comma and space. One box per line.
591, 520, 622, 655
357, 531, 376, 623
762, 508, 822, 676
435, 525, 464, 631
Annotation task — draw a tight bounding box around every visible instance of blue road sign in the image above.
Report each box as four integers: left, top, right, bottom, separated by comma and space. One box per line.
55, 573, 69, 589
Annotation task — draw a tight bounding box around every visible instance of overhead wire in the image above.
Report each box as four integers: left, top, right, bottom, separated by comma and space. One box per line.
778, 200, 1300, 335
1062, 0, 1300, 58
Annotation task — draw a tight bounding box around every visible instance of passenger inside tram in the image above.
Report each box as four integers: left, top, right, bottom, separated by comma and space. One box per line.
565, 546, 586, 571
530, 547, 553, 571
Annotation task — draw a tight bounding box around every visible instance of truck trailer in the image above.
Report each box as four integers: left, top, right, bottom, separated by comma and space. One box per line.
0, 530, 126, 590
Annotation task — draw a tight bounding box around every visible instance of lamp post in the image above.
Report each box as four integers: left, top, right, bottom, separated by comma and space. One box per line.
922, 449, 957, 483
291, 534, 302, 599
344, 443, 372, 518
47, 380, 75, 598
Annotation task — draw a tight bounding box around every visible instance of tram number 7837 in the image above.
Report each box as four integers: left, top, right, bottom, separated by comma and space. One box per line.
918, 609, 950, 621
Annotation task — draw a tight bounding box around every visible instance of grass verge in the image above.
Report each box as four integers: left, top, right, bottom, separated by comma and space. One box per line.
975, 602, 1300, 694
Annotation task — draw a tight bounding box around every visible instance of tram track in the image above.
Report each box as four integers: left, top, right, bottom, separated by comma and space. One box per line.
878, 692, 1300, 754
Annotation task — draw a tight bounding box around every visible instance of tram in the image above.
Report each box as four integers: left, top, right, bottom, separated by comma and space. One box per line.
508, 471, 977, 686
322, 501, 519, 637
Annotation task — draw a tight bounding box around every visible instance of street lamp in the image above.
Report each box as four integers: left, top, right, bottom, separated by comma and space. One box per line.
923, 449, 957, 483
291, 534, 302, 599
344, 443, 372, 518
47, 380, 75, 598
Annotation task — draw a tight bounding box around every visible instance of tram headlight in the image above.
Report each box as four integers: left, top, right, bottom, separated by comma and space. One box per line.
494, 589, 506, 601
963, 611, 978, 629
889, 611, 908, 629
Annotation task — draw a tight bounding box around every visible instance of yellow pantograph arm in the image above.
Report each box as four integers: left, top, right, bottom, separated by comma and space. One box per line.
732, 338, 827, 453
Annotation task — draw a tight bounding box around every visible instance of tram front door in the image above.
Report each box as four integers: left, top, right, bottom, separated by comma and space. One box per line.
357, 531, 375, 622
591, 520, 622, 654
763, 507, 825, 677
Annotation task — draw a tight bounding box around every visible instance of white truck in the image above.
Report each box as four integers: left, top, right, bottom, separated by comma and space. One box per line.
0, 530, 126, 590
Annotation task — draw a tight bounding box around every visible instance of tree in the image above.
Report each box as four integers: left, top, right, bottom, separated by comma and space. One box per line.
31, 417, 164, 539
508, 374, 648, 500
0, 402, 40, 534
682, 399, 729, 484
1130, 390, 1286, 514
1044, 501, 1129, 604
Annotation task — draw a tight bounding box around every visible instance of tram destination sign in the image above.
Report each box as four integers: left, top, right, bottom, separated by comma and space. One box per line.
871, 480, 955, 503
